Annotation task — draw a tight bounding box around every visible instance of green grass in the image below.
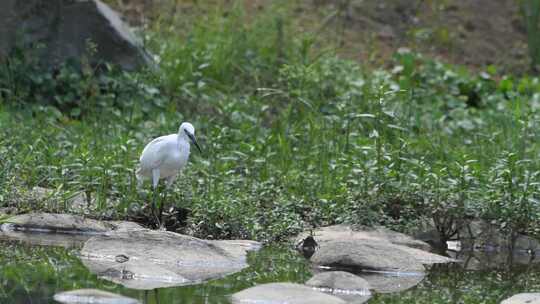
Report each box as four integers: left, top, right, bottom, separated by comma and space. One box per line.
1, 2, 540, 244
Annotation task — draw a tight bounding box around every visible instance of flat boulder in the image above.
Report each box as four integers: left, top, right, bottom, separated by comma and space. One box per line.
397, 245, 456, 264
0, 229, 91, 248
296, 225, 454, 269
501, 293, 540, 304
231, 282, 346, 304
54, 289, 139, 304
295, 225, 431, 251
80, 229, 260, 289
306, 271, 371, 304
0, 0, 151, 70
1, 213, 142, 234
310, 239, 425, 273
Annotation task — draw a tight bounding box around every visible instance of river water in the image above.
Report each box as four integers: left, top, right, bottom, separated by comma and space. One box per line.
1, 236, 539, 303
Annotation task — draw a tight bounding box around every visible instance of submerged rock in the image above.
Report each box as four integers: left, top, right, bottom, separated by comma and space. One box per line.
501, 293, 540, 304
306, 271, 371, 304
80, 229, 260, 289
361, 271, 425, 293
0, 213, 142, 234
310, 239, 425, 273
231, 282, 346, 304
54, 289, 139, 304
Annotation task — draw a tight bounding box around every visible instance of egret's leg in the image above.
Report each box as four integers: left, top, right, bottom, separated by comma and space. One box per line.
151, 186, 160, 228
151, 169, 161, 227
165, 175, 177, 189
154, 289, 160, 304
152, 169, 160, 189
136, 174, 144, 190
158, 187, 167, 230
158, 175, 177, 230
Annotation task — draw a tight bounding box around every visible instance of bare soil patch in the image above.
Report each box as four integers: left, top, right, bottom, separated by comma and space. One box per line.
110, 0, 531, 74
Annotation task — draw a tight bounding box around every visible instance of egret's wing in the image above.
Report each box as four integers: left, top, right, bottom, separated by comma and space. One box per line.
139, 136, 168, 171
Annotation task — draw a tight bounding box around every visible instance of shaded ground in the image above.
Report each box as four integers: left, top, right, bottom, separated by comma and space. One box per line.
111, 0, 531, 75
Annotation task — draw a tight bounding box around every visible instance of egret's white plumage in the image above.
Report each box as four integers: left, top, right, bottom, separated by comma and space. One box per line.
137, 122, 201, 227
137, 122, 200, 189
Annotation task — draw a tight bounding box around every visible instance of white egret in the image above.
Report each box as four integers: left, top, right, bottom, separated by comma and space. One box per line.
137, 122, 201, 227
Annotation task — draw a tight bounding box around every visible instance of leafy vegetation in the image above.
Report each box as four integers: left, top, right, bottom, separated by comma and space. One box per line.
1, 3, 540, 245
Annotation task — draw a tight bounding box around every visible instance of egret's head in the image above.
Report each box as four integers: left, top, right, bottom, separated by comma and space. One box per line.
180, 122, 195, 136
179, 122, 201, 153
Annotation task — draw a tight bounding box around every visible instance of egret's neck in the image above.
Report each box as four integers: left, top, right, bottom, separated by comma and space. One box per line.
178, 129, 187, 141
177, 132, 191, 150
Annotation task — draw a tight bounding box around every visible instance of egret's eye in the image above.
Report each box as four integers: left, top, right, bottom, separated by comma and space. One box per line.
184, 129, 190, 136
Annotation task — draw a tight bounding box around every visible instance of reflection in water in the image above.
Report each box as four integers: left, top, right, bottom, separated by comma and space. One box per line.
452, 248, 537, 271
0, 240, 310, 304
361, 271, 425, 294
1, 237, 540, 304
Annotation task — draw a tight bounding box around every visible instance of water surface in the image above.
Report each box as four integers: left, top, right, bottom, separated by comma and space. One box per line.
1, 238, 539, 303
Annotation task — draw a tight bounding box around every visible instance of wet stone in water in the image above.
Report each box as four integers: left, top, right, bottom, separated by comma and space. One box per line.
54, 289, 139, 304
311, 239, 426, 273
361, 271, 426, 294
232, 282, 347, 304
80, 229, 260, 290
306, 271, 371, 303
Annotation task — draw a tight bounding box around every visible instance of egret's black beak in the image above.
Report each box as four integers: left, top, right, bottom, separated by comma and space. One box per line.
185, 130, 202, 153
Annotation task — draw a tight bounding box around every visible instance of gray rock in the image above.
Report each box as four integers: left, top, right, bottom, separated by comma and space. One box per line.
0, 207, 16, 216
397, 245, 456, 264
296, 225, 431, 251
54, 288, 139, 304
0, 0, 151, 70
29, 187, 120, 215
306, 271, 371, 304
1, 213, 143, 234
80, 229, 260, 290
0, 229, 91, 248
231, 282, 346, 304
29, 186, 54, 201
296, 225, 454, 269
310, 239, 425, 273
26, 187, 96, 214
361, 271, 425, 293
368, 226, 432, 251
501, 293, 540, 304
